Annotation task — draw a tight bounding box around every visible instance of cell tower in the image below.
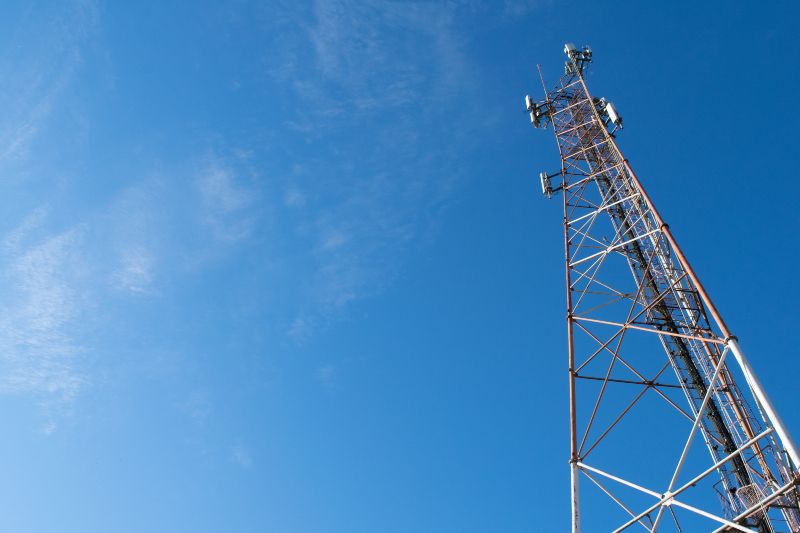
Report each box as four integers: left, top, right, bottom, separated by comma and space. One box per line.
527, 44, 800, 532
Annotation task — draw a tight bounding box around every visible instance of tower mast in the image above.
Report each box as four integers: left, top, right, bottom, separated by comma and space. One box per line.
528, 44, 800, 532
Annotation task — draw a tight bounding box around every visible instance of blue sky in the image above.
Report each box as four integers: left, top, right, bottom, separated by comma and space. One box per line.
0, 1, 798, 532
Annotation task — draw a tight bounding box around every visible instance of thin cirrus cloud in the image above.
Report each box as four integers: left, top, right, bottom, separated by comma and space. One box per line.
104, 183, 164, 296
197, 157, 260, 244
106, 155, 260, 296
315, 364, 335, 390
112, 245, 156, 295
0, 2, 97, 429
0, 209, 88, 431
268, 0, 476, 337
230, 443, 254, 468
0, 1, 509, 426
0, 1, 97, 166
0, 160, 258, 427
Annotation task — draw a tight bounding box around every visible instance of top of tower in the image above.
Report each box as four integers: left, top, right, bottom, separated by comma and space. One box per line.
564, 42, 592, 74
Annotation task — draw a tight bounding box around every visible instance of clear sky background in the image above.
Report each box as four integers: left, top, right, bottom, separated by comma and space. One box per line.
0, 1, 798, 532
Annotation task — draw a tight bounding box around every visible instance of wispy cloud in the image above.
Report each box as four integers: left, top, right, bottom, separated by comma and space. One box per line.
0, 1, 98, 166
260, 1, 477, 338
283, 186, 306, 208
196, 156, 259, 243
104, 184, 164, 295
112, 245, 155, 294
291, 0, 471, 119
0, 10, 101, 423
502, 0, 547, 19
315, 364, 336, 390
287, 317, 313, 344
177, 390, 212, 426
231, 443, 253, 468
0, 210, 89, 430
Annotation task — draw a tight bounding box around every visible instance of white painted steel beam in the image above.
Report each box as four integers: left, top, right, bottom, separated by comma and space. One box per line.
728, 338, 800, 468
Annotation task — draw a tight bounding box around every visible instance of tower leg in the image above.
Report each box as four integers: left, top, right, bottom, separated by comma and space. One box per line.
728, 338, 800, 468
571, 462, 580, 533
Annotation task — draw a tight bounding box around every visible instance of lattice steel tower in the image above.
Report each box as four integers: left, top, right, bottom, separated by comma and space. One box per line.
526, 44, 800, 532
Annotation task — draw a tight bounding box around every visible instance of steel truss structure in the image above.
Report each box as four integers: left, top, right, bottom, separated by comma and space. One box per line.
527, 45, 800, 532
